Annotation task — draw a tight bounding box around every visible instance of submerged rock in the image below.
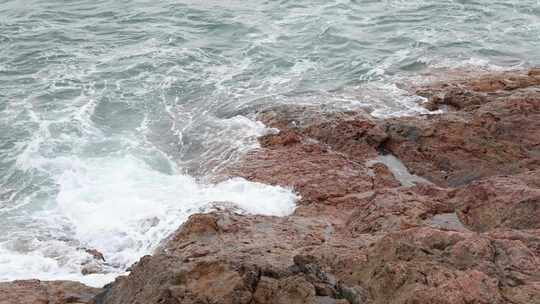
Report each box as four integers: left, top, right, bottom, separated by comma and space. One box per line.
83, 249, 105, 262
80, 248, 107, 276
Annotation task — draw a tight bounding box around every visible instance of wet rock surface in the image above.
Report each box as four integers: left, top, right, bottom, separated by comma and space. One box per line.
3, 69, 540, 303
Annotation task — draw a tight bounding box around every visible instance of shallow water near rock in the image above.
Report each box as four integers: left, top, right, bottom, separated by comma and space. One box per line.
427, 213, 468, 232
1, 0, 539, 286
368, 154, 431, 187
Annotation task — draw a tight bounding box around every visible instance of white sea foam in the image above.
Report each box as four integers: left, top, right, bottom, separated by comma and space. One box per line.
0, 155, 298, 287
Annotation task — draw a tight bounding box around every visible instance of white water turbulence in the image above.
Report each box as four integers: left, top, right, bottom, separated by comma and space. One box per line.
1, 153, 297, 287
1, 0, 540, 288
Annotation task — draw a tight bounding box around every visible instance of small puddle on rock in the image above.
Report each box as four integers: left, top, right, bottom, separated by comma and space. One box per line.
367, 154, 432, 187
428, 213, 469, 232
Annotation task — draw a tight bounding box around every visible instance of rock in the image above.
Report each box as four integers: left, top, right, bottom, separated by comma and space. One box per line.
227, 139, 380, 205
501, 282, 540, 304
383, 87, 540, 186
350, 227, 540, 304
454, 170, 540, 232
302, 116, 386, 160
259, 129, 302, 148
226, 106, 401, 206
253, 275, 317, 304
346, 186, 453, 235
417, 68, 540, 111
529, 67, 540, 77
83, 249, 105, 262
256, 105, 387, 159
0, 280, 101, 304
84, 249, 105, 262
81, 262, 103, 276
96, 212, 361, 304
175, 213, 220, 238
368, 162, 402, 188
383, 69, 540, 187
78, 248, 106, 276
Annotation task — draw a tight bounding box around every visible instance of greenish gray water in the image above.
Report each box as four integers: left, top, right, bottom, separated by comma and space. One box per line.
1, 0, 539, 286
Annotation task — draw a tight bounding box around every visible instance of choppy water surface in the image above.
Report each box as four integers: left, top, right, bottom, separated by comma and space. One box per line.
1, 0, 539, 286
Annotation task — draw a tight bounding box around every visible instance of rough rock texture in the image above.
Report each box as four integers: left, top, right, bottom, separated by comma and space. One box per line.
345, 185, 454, 235
417, 68, 540, 111
350, 227, 540, 304
3, 69, 540, 304
384, 70, 540, 186
96, 212, 368, 304
227, 109, 391, 205
453, 170, 540, 232
0, 280, 100, 304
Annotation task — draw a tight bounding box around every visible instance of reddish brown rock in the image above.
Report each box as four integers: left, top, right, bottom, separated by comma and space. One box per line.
384, 70, 540, 186
257, 106, 385, 159
346, 185, 453, 235
529, 68, 540, 77
368, 162, 402, 189
252, 275, 318, 304
349, 227, 540, 304
416, 68, 540, 110
97, 212, 367, 304
227, 136, 390, 205
0, 280, 100, 304
97, 211, 540, 304
226, 105, 402, 206
302, 117, 387, 160
453, 170, 540, 232
259, 129, 302, 148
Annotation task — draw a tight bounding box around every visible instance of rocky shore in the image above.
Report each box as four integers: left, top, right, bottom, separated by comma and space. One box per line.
2, 69, 540, 304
